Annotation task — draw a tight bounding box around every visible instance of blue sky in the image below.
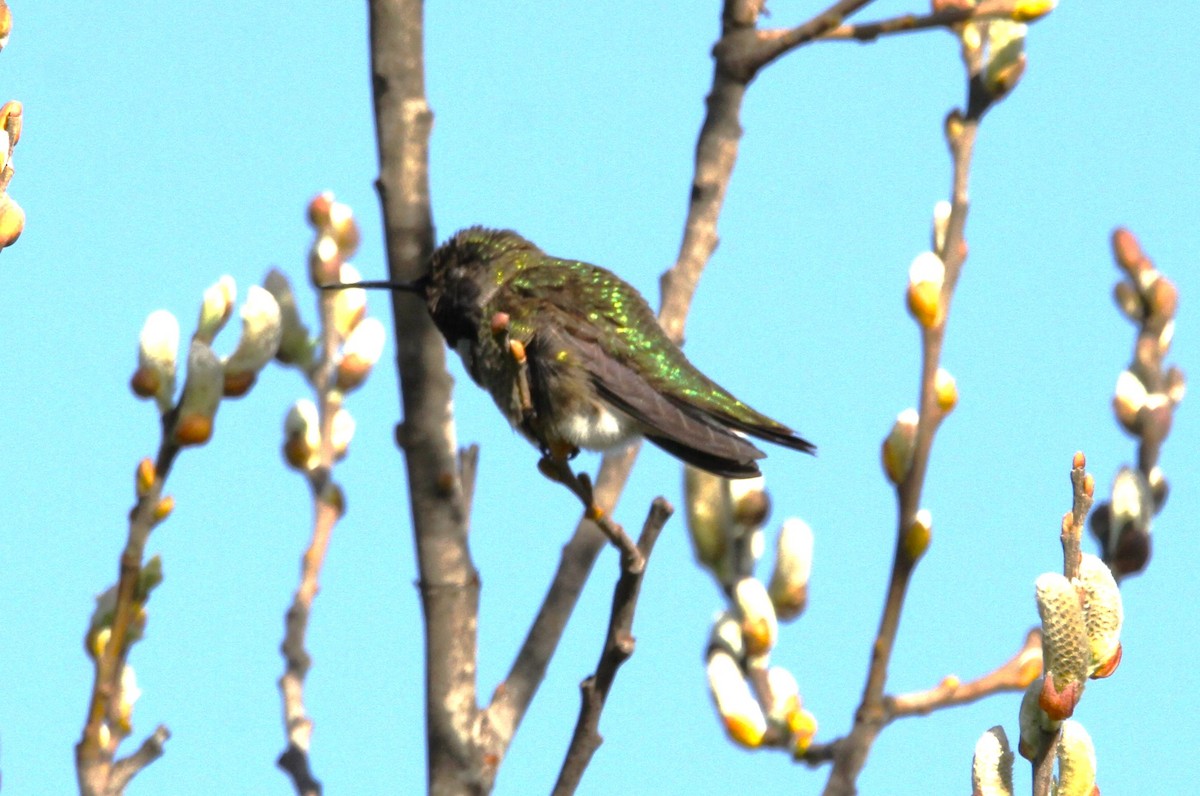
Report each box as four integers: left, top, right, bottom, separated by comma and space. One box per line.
2, 2, 1196, 794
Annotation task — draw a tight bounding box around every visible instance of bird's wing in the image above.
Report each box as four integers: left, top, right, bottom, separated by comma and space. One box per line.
489, 261, 807, 476
498, 260, 813, 453
537, 323, 766, 477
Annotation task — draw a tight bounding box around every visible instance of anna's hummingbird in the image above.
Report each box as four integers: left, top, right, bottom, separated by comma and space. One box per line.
355, 227, 813, 478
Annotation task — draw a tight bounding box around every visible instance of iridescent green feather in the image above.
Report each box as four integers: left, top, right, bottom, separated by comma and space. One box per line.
493, 258, 791, 432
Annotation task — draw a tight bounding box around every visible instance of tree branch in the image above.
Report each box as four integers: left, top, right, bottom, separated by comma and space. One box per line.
1091, 228, 1184, 578
710, 0, 878, 86
368, 2, 481, 793
105, 725, 170, 795
660, 0, 877, 343
886, 628, 1042, 718
76, 433, 180, 796
480, 445, 640, 786
551, 499, 673, 795
824, 48, 988, 796
819, 0, 1050, 43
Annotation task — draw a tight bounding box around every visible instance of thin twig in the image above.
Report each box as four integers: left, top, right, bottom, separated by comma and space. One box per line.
106, 725, 170, 794
375, 0, 880, 790
278, 744, 321, 796
887, 628, 1042, 718
480, 445, 640, 788
1092, 228, 1184, 577
1031, 455, 1095, 796
819, 0, 1046, 43
481, 0, 877, 787
551, 499, 674, 795
1031, 725, 1061, 796
711, 0, 879, 85
459, 444, 481, 521
801, 630, 1042, 768
1060, 453, 1093, 582
824, 48, 990, 794
276, 197, 368, 795
660, 0, 877, 343
76, 433, 180, 796
277, 493, 341, 796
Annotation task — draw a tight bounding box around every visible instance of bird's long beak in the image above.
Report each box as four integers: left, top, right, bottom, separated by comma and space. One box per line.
319, 276, 428, 294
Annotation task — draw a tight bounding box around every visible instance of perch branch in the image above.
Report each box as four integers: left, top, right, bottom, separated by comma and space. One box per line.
803, 629, 1041, 765
551, 499, 674, 796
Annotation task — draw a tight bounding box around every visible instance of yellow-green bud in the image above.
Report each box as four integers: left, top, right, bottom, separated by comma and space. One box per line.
684, 466, 731, 576
972, 726, 1015, 796
983, 21, 1028, 98
263, 269, 314, 367
882, 408, 919, 484
196, 275, 236, 345
1073, 554, 1123, 679
904, 509, 932, 564
768, 518, 813, 621
1054, 719, 1097, 796
1017, 677, 1059, 761
907, 252, 945, 328
706, 649, 766, 748
734, 577, 778, 657
331, 262, 367, 339
708, 610, 744, 659
1035, 573, 1088, 720
174, 341, 223, 446
132, 310, 180, 413
115, 665, 142, 734
331, 407, 356, 460
338, 316, 386, 392
1112, 370, 1148, 432
931, 200, 952, 255
283, 399, 320, 471
223, 285, 282, 396
934, 368, 958, 413
765, 665, 801, 731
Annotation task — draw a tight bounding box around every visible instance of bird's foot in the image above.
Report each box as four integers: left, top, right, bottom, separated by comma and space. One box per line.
537, 454, 645, 572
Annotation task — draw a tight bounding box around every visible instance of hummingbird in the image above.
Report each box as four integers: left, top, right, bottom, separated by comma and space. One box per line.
347, 227, 814, 478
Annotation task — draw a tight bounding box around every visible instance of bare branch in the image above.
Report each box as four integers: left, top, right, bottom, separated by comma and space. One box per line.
711, 1, 877, 85
801, 630, 1042, 772
887, 629, 1043, 718
77, 434, 180, 795
552, 499, 673, 795
106, 725, 170, 795
475, 0, 871, 773
481, 444, 641, 786
537, 456, 646, 571
277, 494, 341, 796
459, 444, 481, 521
369, 1, 482, 792
1060, 453, 1094, 582
824, 46, 987, 795
660, 0, 877, 343
820, 0, 1050, 43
